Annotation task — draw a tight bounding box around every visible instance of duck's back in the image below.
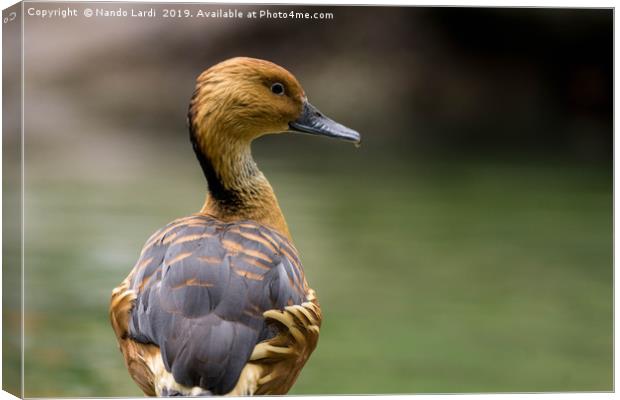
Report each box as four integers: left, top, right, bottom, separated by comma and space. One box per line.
124, 215, 309, 395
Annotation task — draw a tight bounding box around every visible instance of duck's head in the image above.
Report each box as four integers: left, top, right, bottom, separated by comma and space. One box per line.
188, 57, 360, 147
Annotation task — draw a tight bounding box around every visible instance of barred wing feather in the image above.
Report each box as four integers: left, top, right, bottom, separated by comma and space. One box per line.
125, 215, 308, 395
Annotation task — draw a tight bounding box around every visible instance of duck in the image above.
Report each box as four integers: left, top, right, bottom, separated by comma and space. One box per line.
109, 57, 360, 396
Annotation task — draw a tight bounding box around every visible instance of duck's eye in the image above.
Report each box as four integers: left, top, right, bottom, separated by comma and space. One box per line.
271, 82, 285, 96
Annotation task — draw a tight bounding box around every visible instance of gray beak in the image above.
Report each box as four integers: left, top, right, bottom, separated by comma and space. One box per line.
289, 101, 361, 144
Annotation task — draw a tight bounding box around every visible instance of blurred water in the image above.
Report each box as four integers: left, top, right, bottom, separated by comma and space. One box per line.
20, 138, 612, 396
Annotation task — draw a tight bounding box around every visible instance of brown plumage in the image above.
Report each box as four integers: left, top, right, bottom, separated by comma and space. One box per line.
109, 57, 359, 396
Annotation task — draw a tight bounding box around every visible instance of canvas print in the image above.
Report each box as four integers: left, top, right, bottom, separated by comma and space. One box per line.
2, 2, 613, 397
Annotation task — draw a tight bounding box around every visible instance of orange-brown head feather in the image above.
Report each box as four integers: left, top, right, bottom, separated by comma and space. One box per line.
189, 57, 305, 144
188, 58, 307, 239
186, 57, 359, 240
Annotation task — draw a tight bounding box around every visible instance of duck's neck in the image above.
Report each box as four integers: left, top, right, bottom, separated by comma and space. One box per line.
191, 132, 291, 240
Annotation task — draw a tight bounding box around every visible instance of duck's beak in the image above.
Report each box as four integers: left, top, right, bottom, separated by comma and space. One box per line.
289, 101, 361, 145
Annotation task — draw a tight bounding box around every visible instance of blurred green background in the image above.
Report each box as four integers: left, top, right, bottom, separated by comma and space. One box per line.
6, 4, 613, 397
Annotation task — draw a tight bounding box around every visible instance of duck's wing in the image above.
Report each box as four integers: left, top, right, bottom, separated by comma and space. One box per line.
113, 215, 308, 395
